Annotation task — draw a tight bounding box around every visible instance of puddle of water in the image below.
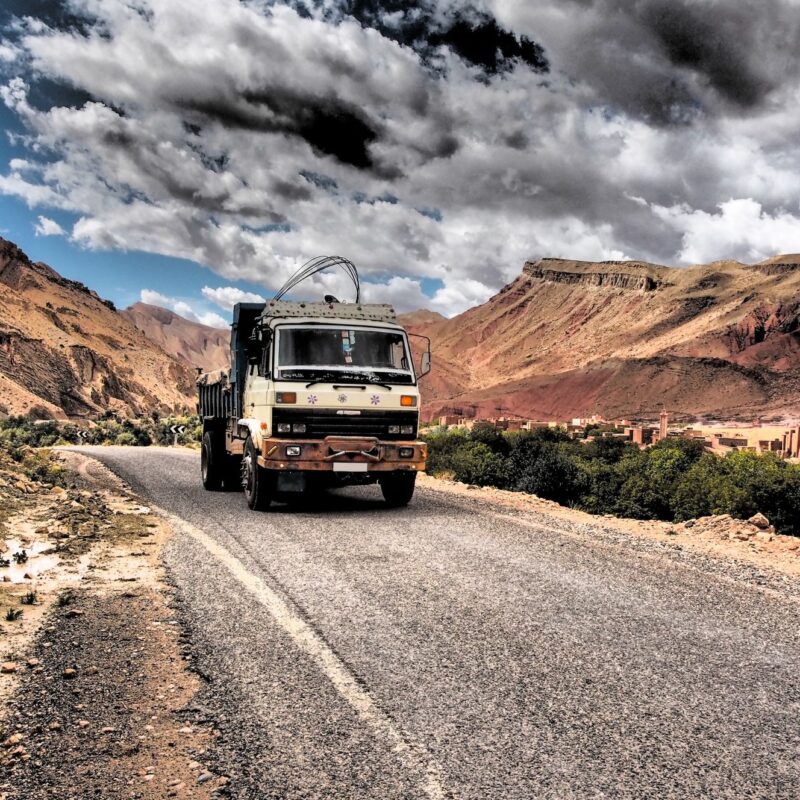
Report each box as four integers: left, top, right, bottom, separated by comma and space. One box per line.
2, 538, 60, 583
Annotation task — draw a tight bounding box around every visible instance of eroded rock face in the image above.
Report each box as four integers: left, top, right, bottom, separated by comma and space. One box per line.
725, 303, 800, 353
523, 259, 666, 292
0, 237, 196, 418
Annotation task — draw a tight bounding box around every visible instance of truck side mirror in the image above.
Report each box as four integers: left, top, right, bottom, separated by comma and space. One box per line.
408, 332, 432, 378
420, 350, 431, 376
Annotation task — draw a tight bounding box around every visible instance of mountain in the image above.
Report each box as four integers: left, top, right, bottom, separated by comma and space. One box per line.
4, 233, 800, 423
0, 238, 196, 419
402, 256, 800, 422
122, 302, 229, 372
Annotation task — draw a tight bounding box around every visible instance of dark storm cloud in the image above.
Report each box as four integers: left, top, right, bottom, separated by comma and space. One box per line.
181, 91, 379, 170
311, 1, 548, 75
524, 0, 800, 124
639, 1, 774, 108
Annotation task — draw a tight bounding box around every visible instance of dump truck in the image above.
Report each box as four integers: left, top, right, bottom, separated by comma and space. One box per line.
197, 258, 430, 510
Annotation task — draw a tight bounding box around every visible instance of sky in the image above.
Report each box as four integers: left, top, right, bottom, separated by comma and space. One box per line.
1, 0, 800, 325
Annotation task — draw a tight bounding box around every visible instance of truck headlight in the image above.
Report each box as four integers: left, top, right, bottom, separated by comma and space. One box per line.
277, 423, 291, 433
399, 447, 414, 458
400, 425, 414, 435
292, 423, 307, 433
388, 425, 400, 434
286, 446, 301, 457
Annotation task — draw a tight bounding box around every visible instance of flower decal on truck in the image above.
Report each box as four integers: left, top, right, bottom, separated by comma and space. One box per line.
307, 394, 318, 405
338, 393, 348, 403
370, 394, 381, 405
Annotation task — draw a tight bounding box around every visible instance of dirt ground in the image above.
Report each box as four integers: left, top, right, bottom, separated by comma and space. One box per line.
0, 451, 228, 799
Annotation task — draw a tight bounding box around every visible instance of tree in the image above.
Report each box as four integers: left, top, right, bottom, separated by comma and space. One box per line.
469, 426, 510, 456
450, 441, 507, 487
583, 436, 630, 464
506, 437, 586, 504
672, 454, 748, 520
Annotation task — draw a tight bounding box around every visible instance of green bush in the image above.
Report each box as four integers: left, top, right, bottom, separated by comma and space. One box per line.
449, 441, 508, 487
506, 436, 587, 505
421, 427, 800, 536
20, 449, 67, 486
0, 413, 201, 450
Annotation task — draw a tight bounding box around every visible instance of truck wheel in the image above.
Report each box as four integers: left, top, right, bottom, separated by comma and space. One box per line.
380, 472, 417, 507
243, 437, 273, 510
201, 431, 224, 491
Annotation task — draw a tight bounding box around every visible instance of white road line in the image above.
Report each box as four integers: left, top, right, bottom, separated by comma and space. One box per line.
158, 508, 453, 800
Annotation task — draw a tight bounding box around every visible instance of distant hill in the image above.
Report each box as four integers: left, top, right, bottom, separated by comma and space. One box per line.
0, 237, 196, 419
403, 256, 800, 422
122, 302, 229, 372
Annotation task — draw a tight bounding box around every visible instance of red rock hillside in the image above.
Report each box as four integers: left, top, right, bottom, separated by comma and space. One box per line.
401, 256, 800, 423
0, 238, 197, 419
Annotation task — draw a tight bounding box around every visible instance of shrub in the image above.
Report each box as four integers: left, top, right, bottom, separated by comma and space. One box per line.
420, 425, 800, 536
505, 437, 587, 505
424, 429, 468, 476
20, 449, 67, 486
449, 441, 507, 487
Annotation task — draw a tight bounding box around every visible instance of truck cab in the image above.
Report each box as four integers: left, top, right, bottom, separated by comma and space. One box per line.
197, 299, 430, 510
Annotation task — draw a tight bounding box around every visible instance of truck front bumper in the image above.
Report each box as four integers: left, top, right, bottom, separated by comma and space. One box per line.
259, 436, 426, 472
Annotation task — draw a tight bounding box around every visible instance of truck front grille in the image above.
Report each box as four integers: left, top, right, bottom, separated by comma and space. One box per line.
272, 408, 418, 440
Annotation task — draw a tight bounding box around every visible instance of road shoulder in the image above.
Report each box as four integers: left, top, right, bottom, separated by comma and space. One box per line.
417, 473, 800, 591
0, 450, 227, 799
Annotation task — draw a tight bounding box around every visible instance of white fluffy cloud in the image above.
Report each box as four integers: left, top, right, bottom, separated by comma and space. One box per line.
140, 288, 228, 328
201, 286, 266, 310
1, 0, 800, 315
652, 199, 800, 265
33, 215, 65, 237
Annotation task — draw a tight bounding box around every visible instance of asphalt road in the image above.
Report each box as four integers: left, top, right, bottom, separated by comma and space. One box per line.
77, 447, 800, 799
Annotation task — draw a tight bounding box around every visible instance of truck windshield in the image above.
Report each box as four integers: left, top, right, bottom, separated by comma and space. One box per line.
276, 326, 414, 384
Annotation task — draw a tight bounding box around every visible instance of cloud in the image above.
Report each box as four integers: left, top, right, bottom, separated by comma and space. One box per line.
651, 198, 800, 265
491, 0, 800, 123
140, 288, 170, 307
313, 1, 549, 76
202, 285, 266, 310
1, 0, 799, 319
33, 214, 65, 236
140, 288, 229, 328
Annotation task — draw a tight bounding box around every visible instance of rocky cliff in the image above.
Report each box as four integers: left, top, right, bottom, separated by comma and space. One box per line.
403, 256, 800, 422
0, 238, 196, 419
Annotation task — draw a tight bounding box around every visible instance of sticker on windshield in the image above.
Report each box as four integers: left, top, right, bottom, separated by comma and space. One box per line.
342, 329, 355, 363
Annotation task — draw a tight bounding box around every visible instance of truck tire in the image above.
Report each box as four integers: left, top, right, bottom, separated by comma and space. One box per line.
380, 472, 417, 507
201, 431, 224, 491
243, 437, 273, 510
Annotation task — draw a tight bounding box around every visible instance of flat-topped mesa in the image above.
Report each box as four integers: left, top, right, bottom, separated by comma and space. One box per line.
523, 258, 670, 292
